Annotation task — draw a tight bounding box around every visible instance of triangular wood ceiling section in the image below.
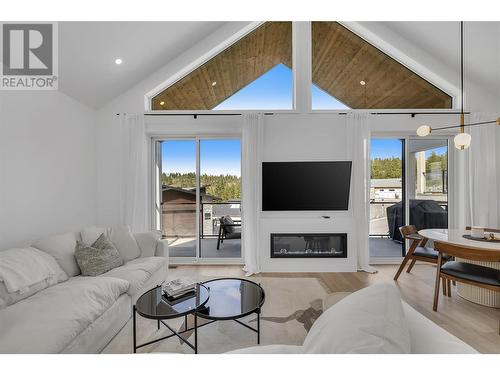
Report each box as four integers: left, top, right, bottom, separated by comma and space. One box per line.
312, 22, 452, 109
152, 22, 292, 110
152, 22, 452, 110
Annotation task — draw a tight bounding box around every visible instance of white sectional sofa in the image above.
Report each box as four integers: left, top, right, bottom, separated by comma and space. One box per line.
0, 227, 168, 354
229, 284, 478, 354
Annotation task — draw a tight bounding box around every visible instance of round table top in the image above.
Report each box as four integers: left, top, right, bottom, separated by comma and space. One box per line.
197, 278, 265, 320
135, 284, 210, 320
418, 228, 500, 252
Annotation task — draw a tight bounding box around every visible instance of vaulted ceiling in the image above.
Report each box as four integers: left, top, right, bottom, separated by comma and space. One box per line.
54, 21, 499, 109
152, 22, 452, 110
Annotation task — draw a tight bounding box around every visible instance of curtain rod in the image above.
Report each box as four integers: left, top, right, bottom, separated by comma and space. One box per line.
115, 111, 470, 117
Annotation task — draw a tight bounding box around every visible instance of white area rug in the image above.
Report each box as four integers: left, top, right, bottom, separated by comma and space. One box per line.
103, 277, 327, 354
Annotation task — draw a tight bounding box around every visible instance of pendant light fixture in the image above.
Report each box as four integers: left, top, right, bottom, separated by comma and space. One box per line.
416, 21, 499, 149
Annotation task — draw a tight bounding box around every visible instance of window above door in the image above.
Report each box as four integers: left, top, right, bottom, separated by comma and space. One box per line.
151, 22, 293, 111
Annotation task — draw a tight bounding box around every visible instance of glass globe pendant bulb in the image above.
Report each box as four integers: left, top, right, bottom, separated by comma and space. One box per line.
454, 132, 471, 150
416, 125, 432, 137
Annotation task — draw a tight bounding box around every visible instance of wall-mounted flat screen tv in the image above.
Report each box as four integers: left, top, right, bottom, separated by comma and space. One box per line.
262, 161, 352, 211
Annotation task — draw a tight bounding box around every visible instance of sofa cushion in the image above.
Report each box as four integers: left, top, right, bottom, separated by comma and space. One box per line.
108, 226, 141, 261
134, 231, 160, 258
302, 284, 411, 354
100, 257, 166, 297
32, 233, 80, 277
75, 234, 124, 277
0, 276, 129, 353
81, 226, 107, 246
401, 302, 477, 354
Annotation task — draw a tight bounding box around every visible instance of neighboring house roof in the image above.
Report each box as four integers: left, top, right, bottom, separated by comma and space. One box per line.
162, 185, 220, 200
371, 178, 402, 188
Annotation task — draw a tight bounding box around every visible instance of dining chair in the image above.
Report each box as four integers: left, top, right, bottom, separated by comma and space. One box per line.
432, 241, 500, 311
394, 225, 451, 286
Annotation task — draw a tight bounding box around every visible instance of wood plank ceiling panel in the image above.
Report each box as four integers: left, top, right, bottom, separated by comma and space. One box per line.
312, 22, 452, 109
152, 22, 292, 110
152, 21, 452, 110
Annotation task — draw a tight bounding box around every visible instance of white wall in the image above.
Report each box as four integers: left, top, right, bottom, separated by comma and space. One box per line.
0, 91, 97, 249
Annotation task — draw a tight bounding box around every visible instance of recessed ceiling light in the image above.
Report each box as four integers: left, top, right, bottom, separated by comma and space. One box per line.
115, 58, 123, 65
211, 81, 217, 86
159, 101, 165, 106
360, 80, 366, 86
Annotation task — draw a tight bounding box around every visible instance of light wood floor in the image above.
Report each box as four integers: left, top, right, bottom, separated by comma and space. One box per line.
169, 263, 500, 353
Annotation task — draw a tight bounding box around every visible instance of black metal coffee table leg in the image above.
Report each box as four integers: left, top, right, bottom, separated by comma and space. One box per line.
257, 308, 260, 344
133, 305, 137, 353
194, 311, 198, 354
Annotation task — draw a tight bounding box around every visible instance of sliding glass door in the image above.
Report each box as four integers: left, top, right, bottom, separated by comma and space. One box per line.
369, 136, 450, 259
156, 137, 242, 263
160, 140, 198, 258
369, 138, 405, 257
407, 139, 449, 232
199, 139, 242, 259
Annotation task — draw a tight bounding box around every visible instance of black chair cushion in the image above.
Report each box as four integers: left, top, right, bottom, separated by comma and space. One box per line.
413, 247, 451, 260
221, 215, 235, 233
441, 261, 500, 287
225, 228, 241, 239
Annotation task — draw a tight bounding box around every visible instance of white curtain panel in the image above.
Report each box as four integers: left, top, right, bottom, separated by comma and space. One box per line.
348, 112, 378, 273
242, 113, 263, 275
466, 112, 499, 228
119, 114, 148, 232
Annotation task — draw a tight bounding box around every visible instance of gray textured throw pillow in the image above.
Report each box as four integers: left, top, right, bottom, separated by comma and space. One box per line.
75, 234, 124, 276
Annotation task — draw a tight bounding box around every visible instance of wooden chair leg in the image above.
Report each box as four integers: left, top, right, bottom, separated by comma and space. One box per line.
394, 255, 412, 280
406, 259, 417, 273
447, 279, 452, 297
433, 253, 443, 311
442, 278, 447, 296
394, 240, 418, 281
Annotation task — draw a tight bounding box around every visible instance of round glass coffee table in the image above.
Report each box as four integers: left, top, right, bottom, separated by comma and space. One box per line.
133, 284, 209, 353
197, 278, 265, 345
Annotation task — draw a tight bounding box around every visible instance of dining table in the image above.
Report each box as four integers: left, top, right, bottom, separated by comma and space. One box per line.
418, 228, 500, 308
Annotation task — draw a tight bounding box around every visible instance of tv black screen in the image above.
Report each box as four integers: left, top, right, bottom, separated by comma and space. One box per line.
262, 161, 352, 211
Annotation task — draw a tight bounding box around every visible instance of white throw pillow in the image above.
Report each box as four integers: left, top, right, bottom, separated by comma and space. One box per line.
0, 248, 68, 309
108, 226, 141, 261
32, 233, 80, 277
80, 226, 108, 245
302, 283, 411, 354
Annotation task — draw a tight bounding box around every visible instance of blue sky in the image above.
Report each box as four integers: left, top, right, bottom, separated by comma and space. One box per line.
162, 139, 241, 176
213, 63, 349, 110
371, 139, 447, 159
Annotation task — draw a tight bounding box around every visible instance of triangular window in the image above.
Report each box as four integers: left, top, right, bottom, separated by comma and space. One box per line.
152, 22, 293, 110
311, 22, 452, 109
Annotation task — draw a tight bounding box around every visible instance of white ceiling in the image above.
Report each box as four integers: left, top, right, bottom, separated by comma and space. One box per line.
58, 22, 225, 108
57, 21, 500, 109
381, 21, 500, 98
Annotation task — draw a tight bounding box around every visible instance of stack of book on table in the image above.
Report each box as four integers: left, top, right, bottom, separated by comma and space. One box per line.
162, 278, 197, 302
